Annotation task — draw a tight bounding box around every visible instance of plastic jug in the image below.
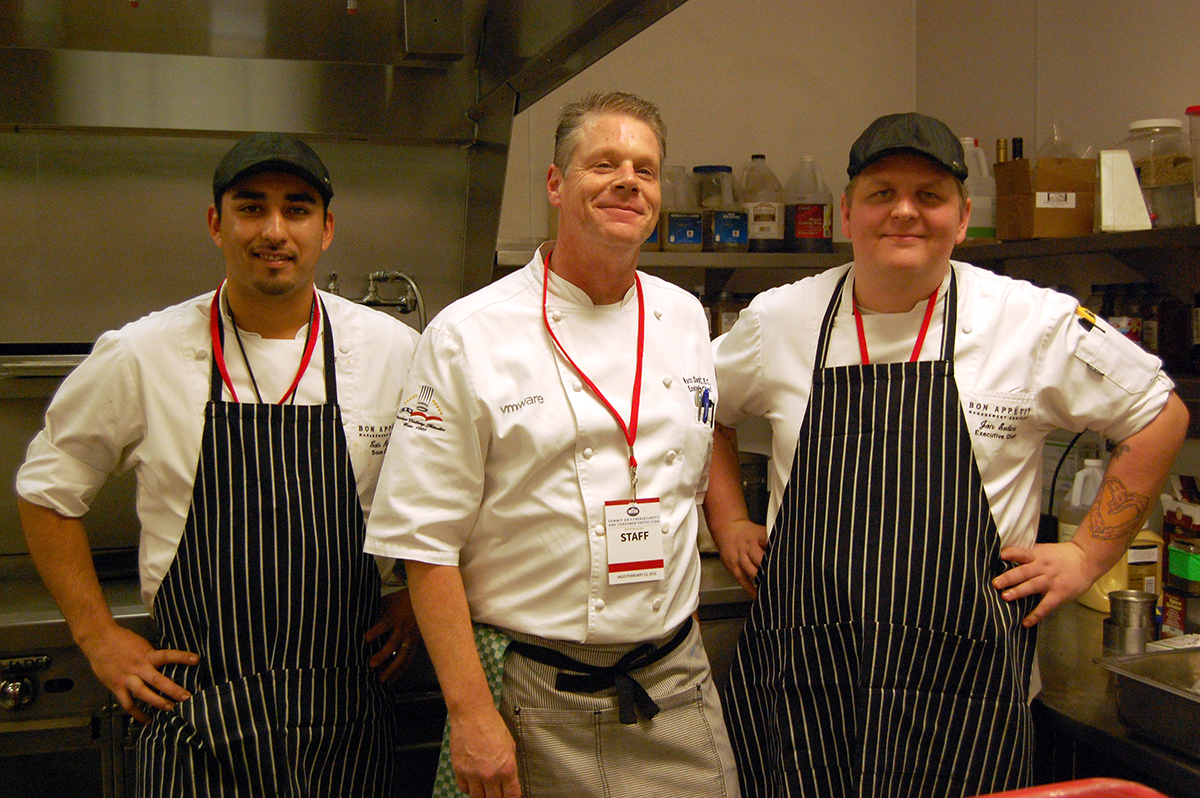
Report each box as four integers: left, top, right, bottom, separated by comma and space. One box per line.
1058, 457, 1127, 613
1057, 458, 1105, 542
959, 136, 996, 240
783, 155, 833, 253
659, 165, 702, 252
738, 154, 785, 252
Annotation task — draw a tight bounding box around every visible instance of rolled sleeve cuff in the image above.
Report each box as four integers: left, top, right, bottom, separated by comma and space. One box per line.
15, 434, 110, 518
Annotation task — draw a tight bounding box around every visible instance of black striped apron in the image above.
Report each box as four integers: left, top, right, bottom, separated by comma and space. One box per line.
135, 303, 398, 797
722, 269, 1036, 798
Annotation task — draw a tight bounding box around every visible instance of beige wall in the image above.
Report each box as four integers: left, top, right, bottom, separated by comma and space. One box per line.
499, 0, 1200, 243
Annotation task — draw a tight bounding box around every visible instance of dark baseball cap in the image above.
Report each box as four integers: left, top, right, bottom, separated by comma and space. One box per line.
847, 113, 968, 181
212, 132, 333, 207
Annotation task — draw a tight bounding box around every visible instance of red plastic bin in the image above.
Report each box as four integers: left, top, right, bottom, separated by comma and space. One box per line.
972, 778, 1171, 798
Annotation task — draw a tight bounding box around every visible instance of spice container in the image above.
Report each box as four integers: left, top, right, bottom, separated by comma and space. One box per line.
693, 165, 748, 252
1118, 118, 1195, 228
659, 165, 702, 252
1163, 537, 1200, 638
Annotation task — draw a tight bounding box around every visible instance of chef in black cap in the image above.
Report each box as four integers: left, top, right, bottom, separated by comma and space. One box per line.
705, 112, 1187, 797
18, 132, 420, 796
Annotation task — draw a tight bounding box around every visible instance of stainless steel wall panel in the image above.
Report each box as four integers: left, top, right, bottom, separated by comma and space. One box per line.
0, 48, 477, 142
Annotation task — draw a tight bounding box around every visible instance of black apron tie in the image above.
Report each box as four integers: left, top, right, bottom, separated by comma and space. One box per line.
507, 617, 692, 724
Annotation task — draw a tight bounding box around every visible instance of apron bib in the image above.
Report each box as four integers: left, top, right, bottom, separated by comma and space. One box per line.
136, 298, 397, 797
722, 270, 1036, 798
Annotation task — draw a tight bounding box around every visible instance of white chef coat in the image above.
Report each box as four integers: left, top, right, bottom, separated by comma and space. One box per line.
714, 261, 1174, 548
16, 288, 420, 608
364, 245, 716, 645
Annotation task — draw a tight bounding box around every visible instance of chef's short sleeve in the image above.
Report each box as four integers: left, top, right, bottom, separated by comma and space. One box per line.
712, 303, 766, 430
16, 332, 146, 518
1037, 306, 1173, 442
364, 323, 487, 565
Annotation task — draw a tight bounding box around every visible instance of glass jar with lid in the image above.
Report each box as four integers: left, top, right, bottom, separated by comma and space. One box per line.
1118, 118, 1195, 228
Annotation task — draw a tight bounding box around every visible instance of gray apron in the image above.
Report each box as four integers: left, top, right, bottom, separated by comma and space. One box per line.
722, 269, 1036, 798
135, 299, 398, 797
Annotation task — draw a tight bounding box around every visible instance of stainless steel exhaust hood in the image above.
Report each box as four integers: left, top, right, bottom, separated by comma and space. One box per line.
0, 0, 687, 339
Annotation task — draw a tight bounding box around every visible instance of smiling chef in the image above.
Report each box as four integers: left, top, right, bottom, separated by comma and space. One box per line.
704, 112, 1189, 797
17, 132, 419, 796
364, 91, 741, 798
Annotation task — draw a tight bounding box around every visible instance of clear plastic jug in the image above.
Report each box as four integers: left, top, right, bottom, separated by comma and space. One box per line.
959, 136, 996, 240
1059, 457, 1128, 613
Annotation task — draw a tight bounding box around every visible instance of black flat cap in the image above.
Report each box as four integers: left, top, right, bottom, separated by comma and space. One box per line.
212, 132, 333, 207
847, 113, 968, 181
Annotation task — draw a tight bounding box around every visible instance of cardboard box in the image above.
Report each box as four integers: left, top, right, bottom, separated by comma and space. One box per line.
995, 157, 1096, 239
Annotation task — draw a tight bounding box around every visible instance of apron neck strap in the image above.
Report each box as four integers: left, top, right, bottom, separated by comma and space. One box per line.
319, 297, 337, 406
209, 289, 338, 405
815, 266, 957, 370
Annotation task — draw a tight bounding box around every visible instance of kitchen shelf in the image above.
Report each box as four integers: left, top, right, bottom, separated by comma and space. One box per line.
954, 225, 1200, 265
498, 226, 1200, 298
495, 239, 851, 271
954, 226, 1200, 301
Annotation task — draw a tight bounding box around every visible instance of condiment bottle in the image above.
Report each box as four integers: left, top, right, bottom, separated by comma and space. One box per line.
782, 155, 833, 253
738, 154, 785, 252
1126, 529, 1164, 597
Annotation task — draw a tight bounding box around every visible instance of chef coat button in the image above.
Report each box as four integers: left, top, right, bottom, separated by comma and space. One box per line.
595, 599, 605, 611
594, 524, 605, 537
195, 349, 208, 360
666, 450, 677, 463
339, 344, 350, 354
583, 447, 594, 459
573, 381, 583, 392
661, 521, 670, 534
654, 309, 663, 319
962, 324, 973, 334
662, 375, 672, 388
552, 310, 565, 322
652, 597, 663, 611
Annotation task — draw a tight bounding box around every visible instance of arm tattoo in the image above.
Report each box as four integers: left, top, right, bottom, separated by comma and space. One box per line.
1109, 443, 1132, 462
1087, 476, 1151, 541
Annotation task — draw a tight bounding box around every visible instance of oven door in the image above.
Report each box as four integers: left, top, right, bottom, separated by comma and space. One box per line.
0, 639, 134, 798
0, 706, 125, 798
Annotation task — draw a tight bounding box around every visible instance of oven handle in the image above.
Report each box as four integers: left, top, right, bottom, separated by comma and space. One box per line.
0, 355, 88, 378
0, 715, 92, 733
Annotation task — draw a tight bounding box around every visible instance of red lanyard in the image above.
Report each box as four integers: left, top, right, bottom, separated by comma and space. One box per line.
542, 256, 645, 494
209, 281, 320, 404
852, 284, 939, 365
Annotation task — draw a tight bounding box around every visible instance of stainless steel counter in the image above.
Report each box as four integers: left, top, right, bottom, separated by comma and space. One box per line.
1035, 601, 1200, 797
0, 557, 154, 651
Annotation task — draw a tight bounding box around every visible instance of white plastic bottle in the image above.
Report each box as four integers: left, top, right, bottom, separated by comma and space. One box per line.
1057, 458, 1105, 542
783, 155, 833, 253
959, 136, 996, 240
1058, 458, 1126, 613
738, 154, 785, 252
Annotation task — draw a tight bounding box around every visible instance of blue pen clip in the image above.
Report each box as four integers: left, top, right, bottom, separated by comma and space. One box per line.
700, 388, 711, 424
